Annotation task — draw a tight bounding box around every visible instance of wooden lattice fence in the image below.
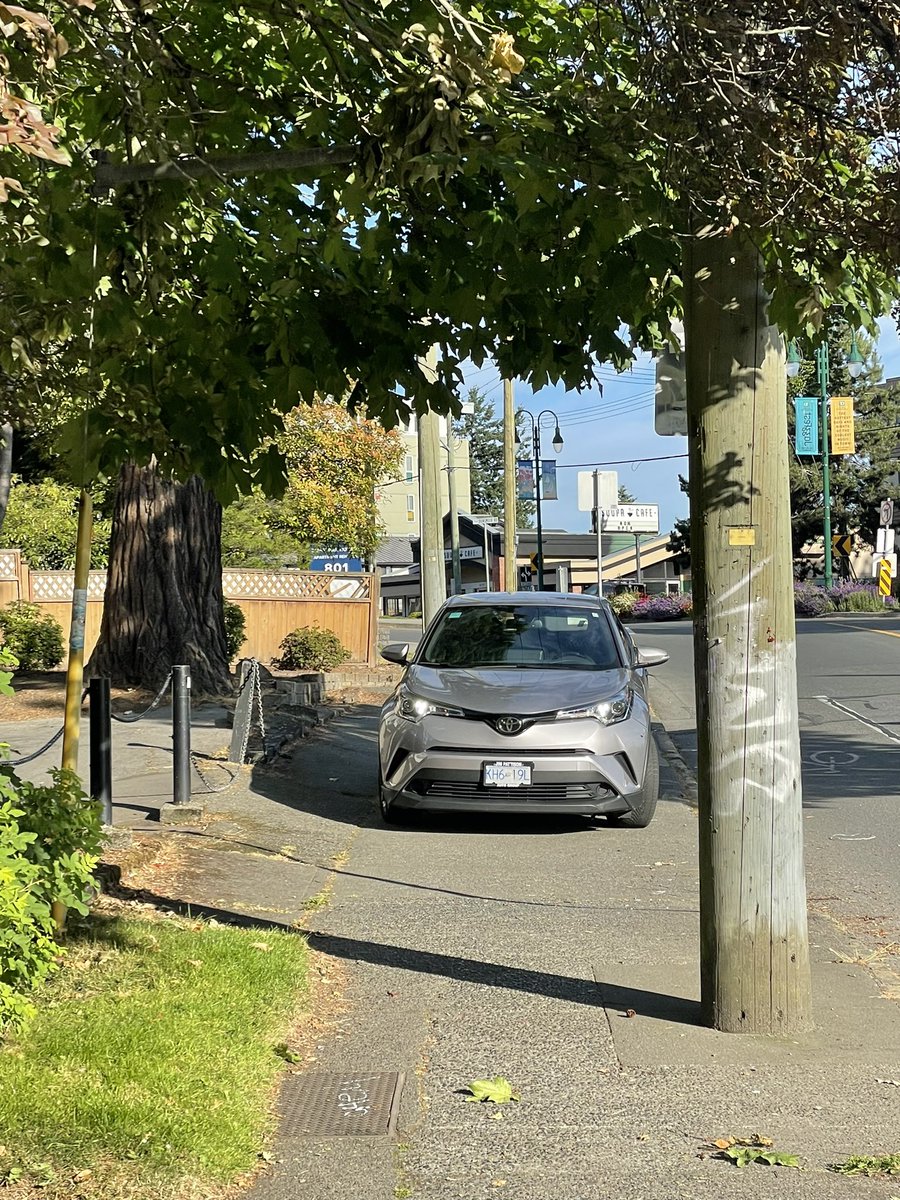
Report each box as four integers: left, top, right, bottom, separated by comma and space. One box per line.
0, 551, 379, 666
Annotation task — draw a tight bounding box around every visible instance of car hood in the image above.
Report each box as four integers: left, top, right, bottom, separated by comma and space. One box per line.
406, 664, 632, 715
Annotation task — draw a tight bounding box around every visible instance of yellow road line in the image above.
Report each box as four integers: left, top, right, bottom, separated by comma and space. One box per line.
830, 621, 900, 639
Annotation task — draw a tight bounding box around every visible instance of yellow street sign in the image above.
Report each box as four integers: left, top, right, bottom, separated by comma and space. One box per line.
832, 533, 853, 557
830, 396, 856, 455
878, 557, 892, 597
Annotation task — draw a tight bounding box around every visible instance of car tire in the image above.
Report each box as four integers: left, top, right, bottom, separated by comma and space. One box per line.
378, 762, 405, 825
379, 786, 405, 825
614, 739, 660, 829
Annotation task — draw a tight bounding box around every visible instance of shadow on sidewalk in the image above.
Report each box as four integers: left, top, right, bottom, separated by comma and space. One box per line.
103, 882, 702, 1028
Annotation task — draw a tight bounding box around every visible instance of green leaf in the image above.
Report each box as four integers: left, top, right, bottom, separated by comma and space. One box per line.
722, 1148, 800, 1169
463, 1077, 520, 1104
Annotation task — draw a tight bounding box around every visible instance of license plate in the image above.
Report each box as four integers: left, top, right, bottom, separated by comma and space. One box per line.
483, 761, 532, 788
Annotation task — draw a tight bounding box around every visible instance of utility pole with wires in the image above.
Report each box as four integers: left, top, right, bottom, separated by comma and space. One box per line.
684, 231, 810, 1035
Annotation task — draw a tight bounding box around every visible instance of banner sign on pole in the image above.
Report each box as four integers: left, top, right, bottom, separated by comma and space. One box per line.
541, 461, 558, 501
516, 459, 535, 501
793, 397, 819, 456
830, 396, 856, 455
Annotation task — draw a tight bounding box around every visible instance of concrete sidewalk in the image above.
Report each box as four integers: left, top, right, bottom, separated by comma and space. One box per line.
8, 694, 900, 1198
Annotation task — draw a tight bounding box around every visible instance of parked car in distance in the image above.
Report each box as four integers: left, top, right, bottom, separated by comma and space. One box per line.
377, 592, 668, 827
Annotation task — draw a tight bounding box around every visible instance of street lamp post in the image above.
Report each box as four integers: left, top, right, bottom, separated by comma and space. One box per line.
787, 333, 863, 590
516, 409, 563, 592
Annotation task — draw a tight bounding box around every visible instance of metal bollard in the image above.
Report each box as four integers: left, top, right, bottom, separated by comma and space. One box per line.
172, 665, 192, 805
88, 677, 112, 825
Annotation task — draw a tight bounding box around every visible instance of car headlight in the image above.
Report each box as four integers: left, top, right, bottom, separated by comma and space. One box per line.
555, 687, 633, 725
395, 689, 465, 722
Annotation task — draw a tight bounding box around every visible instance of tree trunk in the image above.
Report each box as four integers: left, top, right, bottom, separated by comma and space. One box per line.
90, 464, 232, 695
0, 422, 13, 537
684, 232, 811, 1035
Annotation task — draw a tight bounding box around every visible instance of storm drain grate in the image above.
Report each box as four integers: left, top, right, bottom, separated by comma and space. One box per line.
277, 1071, 405, 1137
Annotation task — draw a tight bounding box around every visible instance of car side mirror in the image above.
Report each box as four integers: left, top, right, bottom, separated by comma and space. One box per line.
637, 648, 669, 669
381, 643, 410, 666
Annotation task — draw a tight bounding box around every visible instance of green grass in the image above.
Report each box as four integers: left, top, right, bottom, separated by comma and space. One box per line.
0, 911, 309, 1196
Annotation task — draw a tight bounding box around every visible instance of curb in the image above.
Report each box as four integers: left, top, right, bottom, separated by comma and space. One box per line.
652, 720, 698, 807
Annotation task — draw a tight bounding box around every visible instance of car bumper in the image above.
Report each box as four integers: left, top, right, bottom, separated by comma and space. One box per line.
379, 715, 650, 816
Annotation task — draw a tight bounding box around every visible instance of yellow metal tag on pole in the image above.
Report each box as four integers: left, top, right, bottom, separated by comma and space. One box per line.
830, 396, 856, 455
878, 557, 892, 597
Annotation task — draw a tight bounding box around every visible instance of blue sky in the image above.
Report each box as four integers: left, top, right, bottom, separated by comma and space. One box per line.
471, 317, 900, 540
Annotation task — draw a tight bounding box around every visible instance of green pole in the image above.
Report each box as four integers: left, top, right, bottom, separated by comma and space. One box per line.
817, 344, 833, 589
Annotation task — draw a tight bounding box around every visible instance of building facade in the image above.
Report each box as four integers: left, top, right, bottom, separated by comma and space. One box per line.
375, 415, 472, 537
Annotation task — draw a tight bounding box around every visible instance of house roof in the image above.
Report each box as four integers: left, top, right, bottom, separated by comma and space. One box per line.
375, 536, 415, 567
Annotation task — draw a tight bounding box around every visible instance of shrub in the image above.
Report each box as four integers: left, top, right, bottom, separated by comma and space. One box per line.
826, 582, 891, 613
0, 767, 102, 1032
223, 600, 247, 660
609, 590, 641, 619
0, 602, 64, 670
634, 594, 689, 621
3, 477, 111, 570
793, 582, 835, 617
276, 625, 351, 672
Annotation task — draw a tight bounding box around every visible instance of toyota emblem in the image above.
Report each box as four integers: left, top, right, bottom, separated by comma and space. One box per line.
495, 717, 524, 735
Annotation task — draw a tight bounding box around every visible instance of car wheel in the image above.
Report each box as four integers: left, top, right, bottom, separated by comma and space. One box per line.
379, 785, 405, 825
614, 739, 660, 829
378, 762, 405, 825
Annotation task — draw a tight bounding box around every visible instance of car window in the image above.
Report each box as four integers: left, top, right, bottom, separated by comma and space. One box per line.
419, 604, 622, 669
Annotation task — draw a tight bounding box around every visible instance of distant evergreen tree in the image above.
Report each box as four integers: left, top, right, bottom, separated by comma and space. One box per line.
457, 388, 535, 528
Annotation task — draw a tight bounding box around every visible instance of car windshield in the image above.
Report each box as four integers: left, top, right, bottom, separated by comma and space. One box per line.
419, 604, 622, 669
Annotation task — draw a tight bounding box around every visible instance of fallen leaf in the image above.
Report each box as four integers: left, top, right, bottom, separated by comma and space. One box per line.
464, 1077, 520, 1104
624, 1008, 637, 1018
250, 942, 271, 952
492, 1179, 507, 1187
714, 1138, 734, 1150
488, 1110, 504, 1121
186, 959, 203, 969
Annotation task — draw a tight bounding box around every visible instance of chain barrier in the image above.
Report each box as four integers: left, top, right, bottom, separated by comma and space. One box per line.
110, 670, 174, 723
189, 750, 241, 794
5, 724, 65, 767
4, 687, 90, 768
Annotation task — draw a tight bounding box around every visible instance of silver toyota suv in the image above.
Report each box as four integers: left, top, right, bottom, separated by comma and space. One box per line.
378, 592, 668, 827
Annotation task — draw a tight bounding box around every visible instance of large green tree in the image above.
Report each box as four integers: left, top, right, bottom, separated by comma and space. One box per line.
4, 1, 900, 693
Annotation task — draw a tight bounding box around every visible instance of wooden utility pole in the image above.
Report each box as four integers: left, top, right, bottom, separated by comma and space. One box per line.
503, 379, 517, 591
684, 233, 811, 1035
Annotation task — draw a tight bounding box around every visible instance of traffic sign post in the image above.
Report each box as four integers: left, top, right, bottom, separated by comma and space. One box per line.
877, 556, 893, 599
879, 498, 894, 529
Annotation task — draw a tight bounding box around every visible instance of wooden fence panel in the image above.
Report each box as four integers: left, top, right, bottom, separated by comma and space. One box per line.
5, 562, 378, 666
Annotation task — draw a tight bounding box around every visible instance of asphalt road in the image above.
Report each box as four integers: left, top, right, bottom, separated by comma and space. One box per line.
634, 614, 900, 950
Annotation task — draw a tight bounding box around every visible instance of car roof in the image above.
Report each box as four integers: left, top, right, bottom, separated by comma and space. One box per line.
442, 591, 609, 609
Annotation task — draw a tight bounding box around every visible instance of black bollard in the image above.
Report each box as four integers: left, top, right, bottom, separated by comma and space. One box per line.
89, 677, 112, 825
172, 665, 192, 805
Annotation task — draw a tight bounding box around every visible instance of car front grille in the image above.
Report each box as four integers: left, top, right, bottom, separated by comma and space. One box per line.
413, 780, 615, 803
